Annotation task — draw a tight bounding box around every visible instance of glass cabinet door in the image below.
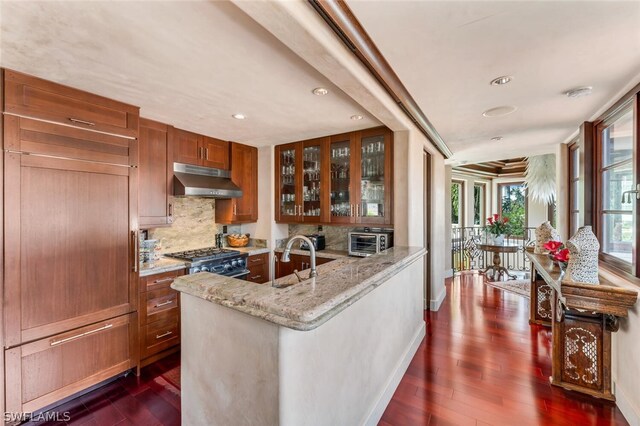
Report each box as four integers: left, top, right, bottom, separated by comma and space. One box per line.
358, 130, 391, 223
330, 137, 354, 223
279, 146, 299, 221
302, 144, 322, 221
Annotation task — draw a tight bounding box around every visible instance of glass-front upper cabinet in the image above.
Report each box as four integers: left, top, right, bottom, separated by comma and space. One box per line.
276, 143, 300, 223
302, 139, 325, 222
357, 128, 392, 225
329, 133, 356, 224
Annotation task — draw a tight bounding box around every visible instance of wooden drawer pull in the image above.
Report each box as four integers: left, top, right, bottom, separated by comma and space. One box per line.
156, 331, 173, 339
68, 117, 96, 126
152, 277, 175, 284
154, 300, 174, 308
50, 323, 113, 346
251, 275, 262, 280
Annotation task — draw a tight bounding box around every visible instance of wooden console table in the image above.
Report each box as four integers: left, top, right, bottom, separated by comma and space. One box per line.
526, 252, 638, 401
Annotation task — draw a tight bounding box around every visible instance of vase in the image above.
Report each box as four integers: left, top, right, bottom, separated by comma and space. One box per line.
565, 226, 599, 284
534, 221, 561, 254
493, 234, 505, 245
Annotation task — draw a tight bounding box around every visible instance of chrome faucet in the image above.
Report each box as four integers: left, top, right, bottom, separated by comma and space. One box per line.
281, 235, 318, 279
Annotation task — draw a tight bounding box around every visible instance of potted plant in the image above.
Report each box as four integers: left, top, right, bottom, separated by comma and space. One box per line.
486, 214, 509, 245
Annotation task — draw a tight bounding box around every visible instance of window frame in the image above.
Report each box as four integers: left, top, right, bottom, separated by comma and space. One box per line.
568, 141, 580, 236
594, 94, 638, 276
497, 181, 528, 237
451, 179, 465, 228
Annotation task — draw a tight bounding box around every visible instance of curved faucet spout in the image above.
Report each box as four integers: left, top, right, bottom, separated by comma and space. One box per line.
281, 235, 318, 279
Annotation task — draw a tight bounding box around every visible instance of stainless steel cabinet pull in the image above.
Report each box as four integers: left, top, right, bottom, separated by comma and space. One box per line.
156, 331, 173, 339
198, 147, 204, 159
132, 231, 138, 272
205, 148, 209, 159
51, 323, 113, 346
68, 117, 96, 126
154, 300, 173, 308
168, 203, 173, 216
350, 204, 354, 217
152, 277, 174, 284
250, 258, 260, 263
251, 275, 262, 280
356, 204, 360, 217
233, 203, 237, 216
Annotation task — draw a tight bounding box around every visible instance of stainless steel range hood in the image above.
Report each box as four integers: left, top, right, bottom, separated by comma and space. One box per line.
173, 162, 242, 198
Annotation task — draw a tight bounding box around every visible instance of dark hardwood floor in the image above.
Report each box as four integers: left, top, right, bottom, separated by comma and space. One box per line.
380, 272, 629, 426
27, 272, 628, 425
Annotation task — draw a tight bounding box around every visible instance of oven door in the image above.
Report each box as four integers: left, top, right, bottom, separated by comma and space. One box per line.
349, 234, 380, 257
228, 269, 250, 280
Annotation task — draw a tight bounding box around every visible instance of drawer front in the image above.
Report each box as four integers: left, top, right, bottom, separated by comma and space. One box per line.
140, 269, 184, 292
5, 314, 135, 414
4, 70, 139, 137
142, 287, 179, 325
142, 316, 180, 359
247, 263, 268, 284
247, 253, 268, 267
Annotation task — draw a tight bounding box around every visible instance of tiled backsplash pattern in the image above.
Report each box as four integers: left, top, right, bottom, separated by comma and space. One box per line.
284, 225, 357, 251
148, 197, 240, 253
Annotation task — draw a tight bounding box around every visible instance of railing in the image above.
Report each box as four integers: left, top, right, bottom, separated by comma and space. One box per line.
452, 227, 535, 274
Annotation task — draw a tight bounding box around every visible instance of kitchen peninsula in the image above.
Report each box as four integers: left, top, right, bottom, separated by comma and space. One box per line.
171, 246, 426, 425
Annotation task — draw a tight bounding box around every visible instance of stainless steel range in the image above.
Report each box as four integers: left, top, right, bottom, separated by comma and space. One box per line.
164, 247, 250, 279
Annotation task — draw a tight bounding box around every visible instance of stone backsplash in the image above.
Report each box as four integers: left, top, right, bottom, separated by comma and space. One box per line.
283, 224, 357, 251
148, 197, 240, 253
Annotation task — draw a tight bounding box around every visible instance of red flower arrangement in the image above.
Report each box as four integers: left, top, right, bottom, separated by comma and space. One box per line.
487, 214, 510, 236
543, 240, 570, 267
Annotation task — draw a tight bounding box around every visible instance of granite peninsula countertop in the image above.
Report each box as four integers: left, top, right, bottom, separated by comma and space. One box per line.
171, 246, 426, 331
231, 246, 271, 256
273, 247, 349, 259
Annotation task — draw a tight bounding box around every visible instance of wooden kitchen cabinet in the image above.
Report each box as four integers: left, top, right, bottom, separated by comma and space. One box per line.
275, 127, 393, 226
138, 269, 184, 369
274, 252, 334, 279
216, 142, 258, 224
173, 128, 229, 170
246, 253, 270, 284
139, 118, 174, 227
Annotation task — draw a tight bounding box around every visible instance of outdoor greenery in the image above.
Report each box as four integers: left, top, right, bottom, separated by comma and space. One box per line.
473, 185, 482, 225
501, 184, 526, 236
451, 182, 460, 225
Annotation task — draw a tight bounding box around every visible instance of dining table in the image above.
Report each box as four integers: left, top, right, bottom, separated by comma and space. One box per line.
477, 242, 519, 281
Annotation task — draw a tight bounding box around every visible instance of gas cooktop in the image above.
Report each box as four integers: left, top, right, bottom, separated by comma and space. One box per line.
164, 247, 239, 262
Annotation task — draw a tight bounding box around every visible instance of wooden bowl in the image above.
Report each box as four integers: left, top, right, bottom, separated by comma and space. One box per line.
227, 234, 249, 247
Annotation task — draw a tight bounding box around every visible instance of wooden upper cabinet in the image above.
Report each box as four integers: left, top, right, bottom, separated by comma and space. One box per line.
202, 136, 229, 170
173, 129, 229, 170
216, 142, 258, 224
3, 69, 139, 137
139, 118, 174, 227
173, 128, 201, 165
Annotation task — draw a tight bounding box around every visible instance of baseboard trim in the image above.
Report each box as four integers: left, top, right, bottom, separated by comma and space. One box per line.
615, 381, 640, 426
444, 269, 454, 278
364, 321, 426, 426
430, 285, 446, 311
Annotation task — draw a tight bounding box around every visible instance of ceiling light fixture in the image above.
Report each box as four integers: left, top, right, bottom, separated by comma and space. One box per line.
491, 136, 503, 141
482, 106, 518, 117
312, 87, 329, 96
490, 75, 513, 86
232, 113, 246, 120
350, 115, 363, 120
564, 86, 593, 98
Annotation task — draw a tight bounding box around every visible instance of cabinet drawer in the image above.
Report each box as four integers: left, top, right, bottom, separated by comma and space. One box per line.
140, 269, 185, 292
141, 287, 179, 325
5, 314, 135, 414
247, 253, 268, 267
4, 70, 139, 137
247, 263, 268, 284
142, 317, 180, 359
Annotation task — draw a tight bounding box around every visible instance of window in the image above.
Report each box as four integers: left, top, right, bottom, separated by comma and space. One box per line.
568, 142, 580, 236
498, 182, 527, 236
473, 183, 486, 226
451, 180, 464, 227
597, 103, 634, 269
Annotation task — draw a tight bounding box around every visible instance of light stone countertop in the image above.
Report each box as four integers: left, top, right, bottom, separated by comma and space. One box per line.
172, 246, 426, 331
139, 257, 188, 277
273, 247, 349, 259
231, 246, 271, 256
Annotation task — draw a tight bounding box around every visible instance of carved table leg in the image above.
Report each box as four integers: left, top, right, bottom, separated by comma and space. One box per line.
529, 268, 552, 326
550, 290, 615, 401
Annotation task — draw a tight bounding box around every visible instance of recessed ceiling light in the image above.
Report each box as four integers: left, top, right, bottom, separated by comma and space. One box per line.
490, 75, 513, 86
491, 136, 503, 141
482, 106, 518, 117
312, 87, 329, 96
564, 86, 593, 98
350, 115, 363, 120
232, 113, 246, 120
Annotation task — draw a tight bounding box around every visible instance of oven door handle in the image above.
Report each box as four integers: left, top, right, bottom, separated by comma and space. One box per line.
228, 269, 251, 279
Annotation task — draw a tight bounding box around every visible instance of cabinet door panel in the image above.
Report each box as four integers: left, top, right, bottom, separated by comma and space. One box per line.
232, 143, 257, 221
5, 314, 135, 413
173, 128, 201, 165
275, 143, 302, 223
357, 128, 393, 225
329, 133, 357, 224
142, 316, 180, 359
139, 118, 173, 226
202, 137, 229, 170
